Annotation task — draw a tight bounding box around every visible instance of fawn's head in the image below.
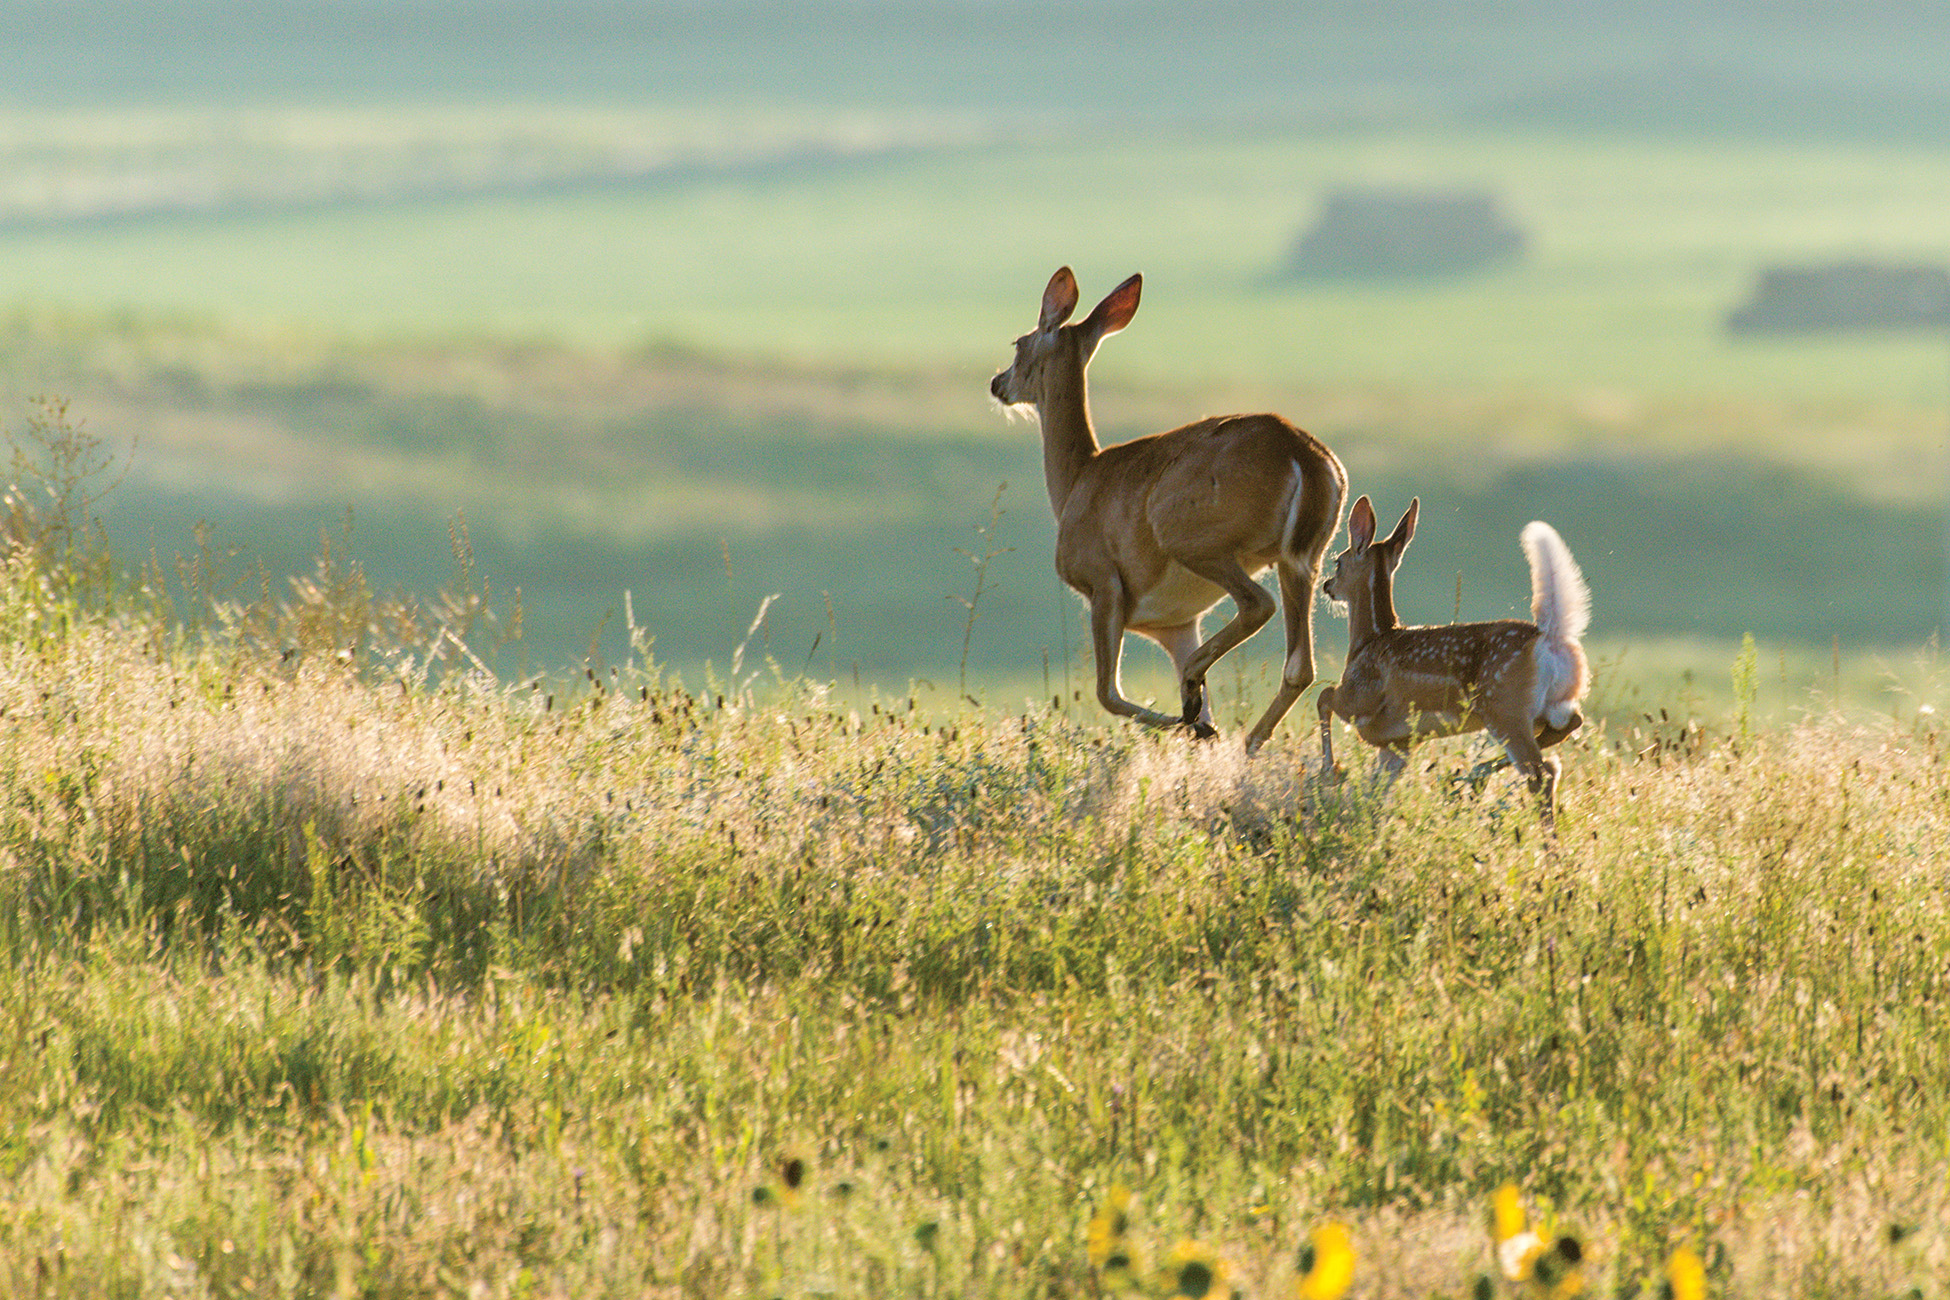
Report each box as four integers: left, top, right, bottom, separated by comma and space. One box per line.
1323, 494, 1419, 610
989, 267, 1141, 410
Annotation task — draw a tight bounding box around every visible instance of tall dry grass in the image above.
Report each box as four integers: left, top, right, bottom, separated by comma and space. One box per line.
2, 403, 1948, 1298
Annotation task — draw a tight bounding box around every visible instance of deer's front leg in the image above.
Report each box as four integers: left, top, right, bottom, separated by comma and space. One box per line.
1315, 685, 1345, 781
1088, 582, 1182, 730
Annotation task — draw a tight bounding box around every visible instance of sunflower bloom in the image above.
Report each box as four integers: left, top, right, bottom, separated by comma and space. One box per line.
1297, 1222, 1356, 1300
1492, 1184, 1527, 1244
1529, 1237, 1585, 1298
1490, 1184, 1583, 1296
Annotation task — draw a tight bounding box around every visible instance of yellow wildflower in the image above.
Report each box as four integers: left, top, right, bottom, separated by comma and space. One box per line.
1490, 1183, 1583, 1297
1158, 1239, 1226, 1299
1665, 1246, 1705, 1300
1297, 1222, 1356, 1300
1492, 1183, 1544, 1282
1086, 1185, 1141, 1289
1087, 1184, 1133, 1266
1530, 1237, 1584, 1299
1492, 1184, 1527, 1244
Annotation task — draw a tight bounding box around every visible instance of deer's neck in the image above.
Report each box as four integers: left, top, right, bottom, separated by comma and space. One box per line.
1347, 562, 1401, 654
1035, 373, 1101, 514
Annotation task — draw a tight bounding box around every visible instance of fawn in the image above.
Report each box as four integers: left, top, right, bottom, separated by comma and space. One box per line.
1316, 495, 1591, 825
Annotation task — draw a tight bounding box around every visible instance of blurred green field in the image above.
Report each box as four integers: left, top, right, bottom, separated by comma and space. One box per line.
2, 113, 1947, 716
3, 126, 1949, 406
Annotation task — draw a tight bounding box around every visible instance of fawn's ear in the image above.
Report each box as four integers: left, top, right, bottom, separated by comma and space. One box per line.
1348, 495, 1376, 549
1385, 497, 1419, 551
1080, 273, 1141, 341
1039, 267, 1080, 331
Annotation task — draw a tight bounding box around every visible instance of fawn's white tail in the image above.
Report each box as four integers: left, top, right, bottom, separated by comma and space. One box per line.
1520, 520, 1590, 734
1521, 521, 1590, 647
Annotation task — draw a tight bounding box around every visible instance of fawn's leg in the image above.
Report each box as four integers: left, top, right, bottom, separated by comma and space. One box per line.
1315, 684, 1342, 779
1495, 725, 1559, 832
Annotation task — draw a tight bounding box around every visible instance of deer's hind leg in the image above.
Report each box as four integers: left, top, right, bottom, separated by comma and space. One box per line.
1168, 554, 1277, 734
1536, 709, 1584, 749
1145, 620, 1216, 737
1245, 560, 1322, 755
1458, 705, 1580, 792
1490, 720, 1561, 829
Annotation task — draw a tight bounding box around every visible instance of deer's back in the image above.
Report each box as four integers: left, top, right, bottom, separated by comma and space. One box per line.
1350, 620, 1542, 694
1096, 412, 1337, 478
1070, 413, 1341, 559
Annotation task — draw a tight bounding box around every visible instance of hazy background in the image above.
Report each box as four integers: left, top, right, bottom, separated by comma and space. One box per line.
1, 0, 1946, 721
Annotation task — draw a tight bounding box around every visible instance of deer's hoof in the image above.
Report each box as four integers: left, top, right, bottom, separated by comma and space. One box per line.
1179, 686, 1207, 729
1183, 719, 1220, 742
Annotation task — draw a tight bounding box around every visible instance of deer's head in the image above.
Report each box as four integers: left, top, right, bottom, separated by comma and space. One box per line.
989, 267, 1141, 410
1323, 494, 1418, 609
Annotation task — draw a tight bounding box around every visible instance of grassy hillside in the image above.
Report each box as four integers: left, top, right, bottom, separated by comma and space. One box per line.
5, 15, 1949, 1296
2, 424, 1948, 1298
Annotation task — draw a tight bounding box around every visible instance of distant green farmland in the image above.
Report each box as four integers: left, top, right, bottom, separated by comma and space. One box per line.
2, 125, 1948, 408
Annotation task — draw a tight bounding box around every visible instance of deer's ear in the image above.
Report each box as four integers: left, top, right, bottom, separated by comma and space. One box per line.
1081, 273, 1141, 340
1039, 267, 1080, 331
1348, 495, 1376, 548
1387, 497, 1419, 550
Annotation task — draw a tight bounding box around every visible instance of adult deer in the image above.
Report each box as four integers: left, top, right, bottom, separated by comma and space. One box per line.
990, 267, 1347, 753
1316, 495, 1591, 825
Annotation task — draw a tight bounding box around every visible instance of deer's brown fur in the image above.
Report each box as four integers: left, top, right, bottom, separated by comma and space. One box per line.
991, 267, 1347, 753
